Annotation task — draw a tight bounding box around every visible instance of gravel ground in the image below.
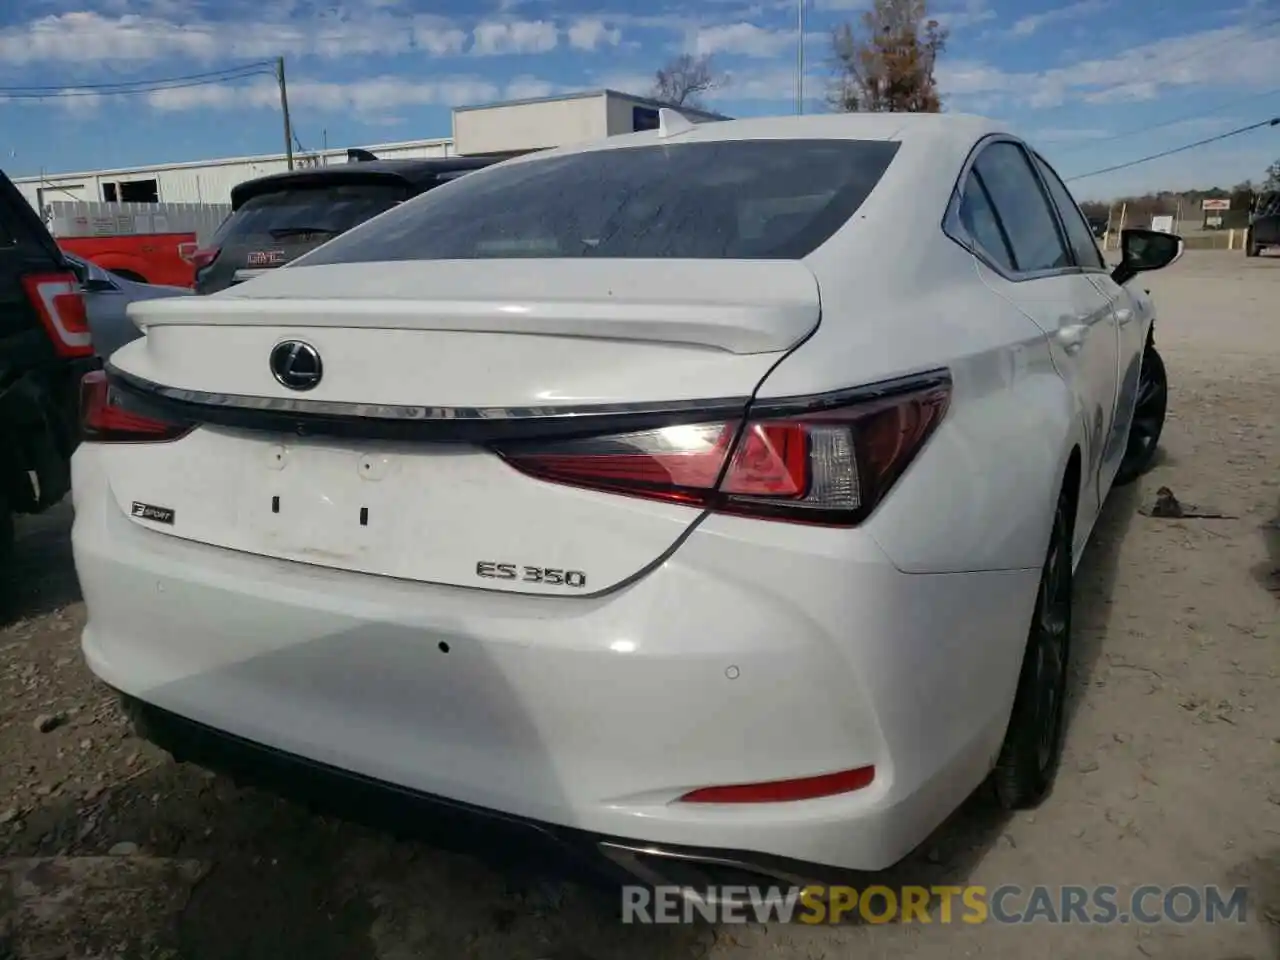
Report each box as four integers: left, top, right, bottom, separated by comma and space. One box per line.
1, 250, 1277, 959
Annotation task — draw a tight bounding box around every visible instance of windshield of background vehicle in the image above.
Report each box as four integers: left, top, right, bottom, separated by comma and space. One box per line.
213, 182, 411, 248
298, 140, 902, 264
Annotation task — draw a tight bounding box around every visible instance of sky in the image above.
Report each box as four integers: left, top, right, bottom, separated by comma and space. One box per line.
1, 0, 1278, 200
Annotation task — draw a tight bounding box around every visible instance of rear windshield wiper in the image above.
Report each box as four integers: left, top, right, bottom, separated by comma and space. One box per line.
266, 227, 342, 239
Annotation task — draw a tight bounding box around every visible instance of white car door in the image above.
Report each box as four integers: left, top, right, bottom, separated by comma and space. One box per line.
953, 139, 1120, 552
1030, 152, 1140, 495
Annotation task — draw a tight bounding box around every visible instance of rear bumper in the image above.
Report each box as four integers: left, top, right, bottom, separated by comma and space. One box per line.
73, 445, 1040, 873
121, 692, 843, 891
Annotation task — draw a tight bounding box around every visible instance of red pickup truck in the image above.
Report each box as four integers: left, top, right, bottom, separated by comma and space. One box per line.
57, 233, 200, 288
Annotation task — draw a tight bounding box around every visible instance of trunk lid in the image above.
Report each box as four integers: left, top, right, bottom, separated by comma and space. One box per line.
103, 259, 820, 594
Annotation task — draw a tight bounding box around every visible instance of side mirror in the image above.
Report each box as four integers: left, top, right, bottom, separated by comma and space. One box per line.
1111, 228, 1183, 286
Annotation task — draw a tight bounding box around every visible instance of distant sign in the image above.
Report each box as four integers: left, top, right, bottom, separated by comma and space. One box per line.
1202, 198, 1231, 211
1150, 215, 1174, 232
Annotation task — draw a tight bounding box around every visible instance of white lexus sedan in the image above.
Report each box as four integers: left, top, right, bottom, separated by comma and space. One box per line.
71, 112, 1179, 884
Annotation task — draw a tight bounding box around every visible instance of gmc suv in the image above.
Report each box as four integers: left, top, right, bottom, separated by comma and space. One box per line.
193, 155, 500, 294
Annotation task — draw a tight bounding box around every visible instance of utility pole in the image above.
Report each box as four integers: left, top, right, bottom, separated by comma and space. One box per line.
276, 56, 294, 171
796, 0, 805, 114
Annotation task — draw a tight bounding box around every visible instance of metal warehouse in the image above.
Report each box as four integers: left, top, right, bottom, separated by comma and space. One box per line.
13, 90, 727, 214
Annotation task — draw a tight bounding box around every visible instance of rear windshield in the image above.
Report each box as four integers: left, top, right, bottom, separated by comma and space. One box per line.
298, 139, 901, 264
215, 182, 410, 246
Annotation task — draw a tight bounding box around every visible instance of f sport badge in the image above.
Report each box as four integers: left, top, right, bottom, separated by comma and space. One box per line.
131, 502, 175, 525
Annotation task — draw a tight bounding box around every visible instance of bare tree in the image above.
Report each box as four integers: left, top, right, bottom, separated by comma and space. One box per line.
829, 0, 948, 113
1264, 160, 1280, 192
651, 53, 723, 108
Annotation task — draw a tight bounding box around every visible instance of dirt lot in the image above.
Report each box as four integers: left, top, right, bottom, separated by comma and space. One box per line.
1, 250, 1278, 960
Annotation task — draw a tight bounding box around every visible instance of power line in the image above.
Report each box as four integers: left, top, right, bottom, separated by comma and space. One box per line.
0, 62, 276, 97
1064, 116, 1280, 182
1046, 84, 1280, 154
1026, 10, 1280, 122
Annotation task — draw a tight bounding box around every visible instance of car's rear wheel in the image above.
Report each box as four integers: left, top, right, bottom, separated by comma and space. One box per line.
1114, 345, 1168, 486
992, 484, 1072, 810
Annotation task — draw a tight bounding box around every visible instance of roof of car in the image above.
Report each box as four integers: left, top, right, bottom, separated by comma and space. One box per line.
493, 112, 1011, 169
229, 156, 501, 209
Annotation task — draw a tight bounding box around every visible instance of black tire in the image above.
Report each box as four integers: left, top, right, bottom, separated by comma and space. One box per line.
992, 484, 1072, 810
1113, 345, 1168, 487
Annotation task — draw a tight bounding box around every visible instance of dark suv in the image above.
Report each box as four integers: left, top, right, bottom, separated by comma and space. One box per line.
193, 156, 500, 294
1245, 191, 1279, 258
1, 168, 99, 561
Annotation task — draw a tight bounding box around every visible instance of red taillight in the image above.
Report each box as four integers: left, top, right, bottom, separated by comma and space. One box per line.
495, 380, 950, 526
80, 371, 191, 443
678, 766, 876, 804
189, 247, 221, 270
21, 272, 93, 358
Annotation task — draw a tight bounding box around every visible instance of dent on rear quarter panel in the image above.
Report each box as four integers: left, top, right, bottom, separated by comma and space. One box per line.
762, 224, 1077, 574
862, 350, 1077, 574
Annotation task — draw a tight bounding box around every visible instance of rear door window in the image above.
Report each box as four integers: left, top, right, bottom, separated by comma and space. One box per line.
972, 142, 1071, 274
217, 182, 411, 250
298, 139, 902, 264
956, 170, 1016, 272
1032, 153, 1105, 270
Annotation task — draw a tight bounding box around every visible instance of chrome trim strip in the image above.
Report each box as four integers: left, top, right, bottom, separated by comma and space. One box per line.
105, 363, 748, 423
103, 363, 950, 445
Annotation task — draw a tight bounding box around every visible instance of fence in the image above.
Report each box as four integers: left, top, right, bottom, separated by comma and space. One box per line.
43, 200, 232, 247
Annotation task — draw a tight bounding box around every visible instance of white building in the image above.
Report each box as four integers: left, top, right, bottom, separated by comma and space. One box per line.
13, 90, 728, 213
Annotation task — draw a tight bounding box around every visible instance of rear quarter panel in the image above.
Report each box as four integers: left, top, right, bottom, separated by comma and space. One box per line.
763, 221, 1080, 575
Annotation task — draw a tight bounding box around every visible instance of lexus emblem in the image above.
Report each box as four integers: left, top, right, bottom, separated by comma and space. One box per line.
270, 340, 323, 391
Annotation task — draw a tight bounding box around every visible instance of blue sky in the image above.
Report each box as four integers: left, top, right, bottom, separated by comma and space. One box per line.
1, 0, 1278, 199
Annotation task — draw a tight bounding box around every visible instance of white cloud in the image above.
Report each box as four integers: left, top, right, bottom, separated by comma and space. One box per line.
0, 11, 574, 63
695, 22, 792, 58
934, 0, 997, 30
1082, 81, 1160, 104
935, 18, 1280, 108
1030, 126, 1112, 142
504, 75, 561, 100
470, 19, 558, 55
710, 66, 801, 102
414, 24, 469, 56
1010, 0, 1107, 38
142, 75, 503, 112
0, 10, 475, 63
567, 18, 621, 51
812, 0, 870, 10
